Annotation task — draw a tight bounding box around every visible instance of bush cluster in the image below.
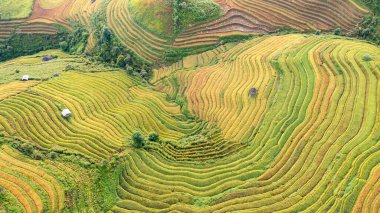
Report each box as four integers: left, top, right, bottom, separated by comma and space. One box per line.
355, 15, 380, 45
0, 29, 67, 62
131, 131, 160, 148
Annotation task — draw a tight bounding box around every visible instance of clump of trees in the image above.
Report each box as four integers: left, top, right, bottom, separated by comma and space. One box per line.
89, 12, 153, 80
148, 132, 160, 142
334, 28, 342, 35
132, 131, 145, 148
355, 16, 380, 45
59, 13, 153, 80
59, 22, 89, 53
131, 131, 160, 148
0, 30, 66, 62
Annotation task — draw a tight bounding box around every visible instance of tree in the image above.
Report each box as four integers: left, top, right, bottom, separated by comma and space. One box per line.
363, 54, 373, 61
32, 150, 44, 160
148, 132, 159, 142
334, 28, 342, 35
140, 69, 148, 79
126, 65, 134, 75
131, 131, 145, 148
20, 143, 33, 155
47, 151, 58, 160
124, 54, 131, 64
101, 27, 112, 44
59, 41, 68, 51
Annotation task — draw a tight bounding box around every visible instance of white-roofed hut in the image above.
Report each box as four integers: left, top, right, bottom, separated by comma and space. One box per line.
61, 109, 72, 118
21, 75, 29, 81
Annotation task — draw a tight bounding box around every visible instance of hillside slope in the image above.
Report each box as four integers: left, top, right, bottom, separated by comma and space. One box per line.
0, 33, 379, 211
0, 0, 371, 63
111, 34, 380, 212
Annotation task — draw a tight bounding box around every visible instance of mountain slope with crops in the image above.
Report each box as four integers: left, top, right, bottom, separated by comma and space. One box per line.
0, 0, 380, 212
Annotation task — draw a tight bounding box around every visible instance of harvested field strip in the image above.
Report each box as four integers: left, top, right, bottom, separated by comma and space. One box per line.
16, 23, 58, 34
0, 81, 39, 101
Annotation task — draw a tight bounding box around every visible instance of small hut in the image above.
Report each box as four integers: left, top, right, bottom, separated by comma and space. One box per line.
21, 75, 29, 81
61, 109, 72, 118
249, 88, 257, 96
42, 55, 54, 61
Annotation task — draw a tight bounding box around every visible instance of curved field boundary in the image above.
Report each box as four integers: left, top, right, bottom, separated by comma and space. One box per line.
112, 34, 380, 212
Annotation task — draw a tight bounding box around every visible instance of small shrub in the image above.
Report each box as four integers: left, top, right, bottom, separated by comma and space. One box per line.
363, 54, 373, 61
334, 28, 342, 35
31, 150, 44, 160
116, 54, 125, 67
59, 41, 69, 51
140, 69, 148, 79
20, 143, 34, 155
131, 131, 145, 148
148, 132, 159, 142
100, 160, 108, 169
64, 64, 74, 71
126, 65, 133, 75
47, 151, 58, 160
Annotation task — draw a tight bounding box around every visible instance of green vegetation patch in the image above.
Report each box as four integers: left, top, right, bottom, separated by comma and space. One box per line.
0, 186, 24, 213
0, 49, 112, 84
129, 0, 174, 36
0, 0, 34, 20
173, 0, 221, 33
0, 25, 69, 62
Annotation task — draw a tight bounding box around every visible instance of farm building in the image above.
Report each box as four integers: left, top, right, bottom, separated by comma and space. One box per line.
249, 88, 257, 96
61, 109, 72, 118
21, 75, 29, 81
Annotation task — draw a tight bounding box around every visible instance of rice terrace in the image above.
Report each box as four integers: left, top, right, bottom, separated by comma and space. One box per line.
0, 0, 379, 212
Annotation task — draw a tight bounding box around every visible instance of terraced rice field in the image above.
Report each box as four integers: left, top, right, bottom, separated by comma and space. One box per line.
0, 145, 64, 213
16, 23, 58, 35
0, 0, 101, 39
0, 0, 371, 64
0, 0, 379, 209
173, 0, 368, 48
0, 81, 39, 101
108, 34, 380, 212
0, 70, 202, 159
0, 23, 18, 42
107, 0, 171, 62
0, 50, 85, 84
0, 22, 58, 44
104, 0, 370, 63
